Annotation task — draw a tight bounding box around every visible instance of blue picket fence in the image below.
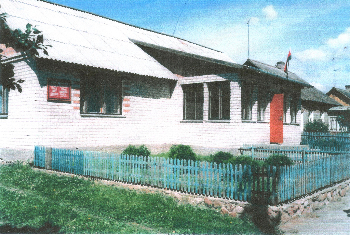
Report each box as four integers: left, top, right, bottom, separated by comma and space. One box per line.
240, 145, 346, 162
278, 153, 350, 202
301, 132, 350, 152
34, 146, 46, 168
33, 146, 350, 205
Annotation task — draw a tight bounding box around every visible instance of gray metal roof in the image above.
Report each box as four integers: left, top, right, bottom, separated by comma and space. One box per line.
327, 87, 350, 101
243, 59, 311, 87
1, 0, 235, 79
329, 106, 350, 111
301, 87, 341, 106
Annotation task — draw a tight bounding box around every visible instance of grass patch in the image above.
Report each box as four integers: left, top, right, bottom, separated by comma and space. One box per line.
0, 163, 260, 234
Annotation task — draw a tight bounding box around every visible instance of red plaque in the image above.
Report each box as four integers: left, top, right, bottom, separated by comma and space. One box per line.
48, 85, 71, 101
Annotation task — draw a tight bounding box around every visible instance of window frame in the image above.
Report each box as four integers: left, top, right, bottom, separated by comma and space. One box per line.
0, 84, 8, 118
182, 83, 204, 121
81, 78, 123, 116
290, 94, 298, 124
257, 86, 268, 122
208, 81, 230, 120
241, 83, 253, 121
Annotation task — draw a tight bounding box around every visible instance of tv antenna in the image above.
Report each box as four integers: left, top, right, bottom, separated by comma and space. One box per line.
247, 18, 251, 59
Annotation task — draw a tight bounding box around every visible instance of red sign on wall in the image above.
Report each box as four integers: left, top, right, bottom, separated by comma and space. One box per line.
48, 85, 71, 101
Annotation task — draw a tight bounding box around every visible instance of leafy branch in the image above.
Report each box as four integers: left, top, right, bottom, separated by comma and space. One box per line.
0, 9, 50, 92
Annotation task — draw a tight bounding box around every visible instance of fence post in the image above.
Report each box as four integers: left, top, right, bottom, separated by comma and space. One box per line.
45, 147, 52, 170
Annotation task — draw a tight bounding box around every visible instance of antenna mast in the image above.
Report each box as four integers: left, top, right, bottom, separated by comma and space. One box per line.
247, 18, 251, 59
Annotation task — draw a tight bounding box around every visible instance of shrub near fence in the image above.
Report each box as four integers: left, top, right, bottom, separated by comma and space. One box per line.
34, 147, 279, 204
34, 146, 350, 205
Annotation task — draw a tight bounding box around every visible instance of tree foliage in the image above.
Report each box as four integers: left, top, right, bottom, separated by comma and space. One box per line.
0, 8, 50, 92
303, 120, 329, 133
336, 115, 350, 132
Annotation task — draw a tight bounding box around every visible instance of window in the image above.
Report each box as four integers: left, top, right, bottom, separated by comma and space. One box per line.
241, 83, 253, 120
0, 85, 8, 115
283, 93, 289, 123
183, 84, 203, 120
290, 95, 298, 124
257, 87, 268, 121
208, 82, 230, 120
81, 78, 122, 115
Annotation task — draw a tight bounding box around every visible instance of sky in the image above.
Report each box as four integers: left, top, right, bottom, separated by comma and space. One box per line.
47, 0, 350, 93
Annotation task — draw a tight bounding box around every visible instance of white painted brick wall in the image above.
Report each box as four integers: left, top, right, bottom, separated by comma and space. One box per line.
0, 61, 303, 154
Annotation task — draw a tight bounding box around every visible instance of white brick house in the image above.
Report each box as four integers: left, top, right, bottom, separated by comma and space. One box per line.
0, 0, 310, 159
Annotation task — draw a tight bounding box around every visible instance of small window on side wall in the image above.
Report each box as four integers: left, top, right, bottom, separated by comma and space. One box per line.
241, 83, 253, 120
0, 85, 8, 115
257, 87, 268, 121
290, 95, 298, 124
182, 84, 203, 120
208, 82, 230, 120
81, 78, 122, 115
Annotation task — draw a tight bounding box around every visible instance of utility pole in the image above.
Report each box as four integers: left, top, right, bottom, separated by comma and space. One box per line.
247, 18, 251, 59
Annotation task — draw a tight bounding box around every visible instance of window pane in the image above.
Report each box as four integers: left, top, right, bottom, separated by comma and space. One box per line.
0, 86, 3, 113
222, 85, 230, 120
82, 78, 122, 115
0, 85, 8, 114
183, 84, 203, 120
209, 86, 219, 119
209, 82, 230, 120
104, 84, 121, 114
242, 84, 253, 120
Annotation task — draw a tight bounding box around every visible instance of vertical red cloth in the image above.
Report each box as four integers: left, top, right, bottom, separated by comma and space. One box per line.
284, 50, 292, 73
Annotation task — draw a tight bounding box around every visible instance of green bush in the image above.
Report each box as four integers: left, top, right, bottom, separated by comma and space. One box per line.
304, 120, 329, 133
264, 154, 293, 166
122, 145, 151, 157
168, 144, 196, 161
311, 138, 348, 151
228, 155, 262, 167
211, 151, 234, 164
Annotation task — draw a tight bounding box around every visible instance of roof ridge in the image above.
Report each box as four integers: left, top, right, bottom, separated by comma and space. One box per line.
32, 0, 225, 54
247, 58, 298, 75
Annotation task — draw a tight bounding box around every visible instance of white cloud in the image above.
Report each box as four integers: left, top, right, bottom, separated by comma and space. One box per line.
262, 5, 278, 20
249, 17, 260, 25
310, 82, 327, 92
327, 28, 350, 49
295, 49, 327, 61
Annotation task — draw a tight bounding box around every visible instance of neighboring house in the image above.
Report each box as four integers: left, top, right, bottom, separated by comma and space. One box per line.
300, 87, 341, 132
326, 86, 350, 132
0, 0, 310, 159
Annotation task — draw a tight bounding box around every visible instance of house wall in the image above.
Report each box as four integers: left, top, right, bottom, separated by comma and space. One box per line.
0, 60, 303, 160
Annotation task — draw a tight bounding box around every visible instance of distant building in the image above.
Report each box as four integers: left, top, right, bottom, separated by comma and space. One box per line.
327, 86, 350, 132
300, 87, 341, 132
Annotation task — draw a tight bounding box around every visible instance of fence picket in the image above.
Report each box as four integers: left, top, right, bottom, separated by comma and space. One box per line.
34, 145, 350, 205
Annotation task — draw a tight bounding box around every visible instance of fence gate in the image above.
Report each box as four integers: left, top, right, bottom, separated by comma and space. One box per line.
251, 166, 279, 205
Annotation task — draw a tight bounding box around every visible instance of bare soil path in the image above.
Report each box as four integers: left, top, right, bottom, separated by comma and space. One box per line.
279, 191, 350, 234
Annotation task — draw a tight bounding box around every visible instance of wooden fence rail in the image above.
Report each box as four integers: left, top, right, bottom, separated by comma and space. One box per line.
33, 146, 350, 205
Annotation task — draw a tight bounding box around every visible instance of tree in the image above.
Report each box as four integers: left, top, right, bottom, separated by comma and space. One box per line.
336, 115, 350, 132
0, 9, 50, 92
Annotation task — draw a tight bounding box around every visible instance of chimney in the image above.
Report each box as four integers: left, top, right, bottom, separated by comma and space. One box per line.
346, 85, 350, 91
276, 61, 285, 70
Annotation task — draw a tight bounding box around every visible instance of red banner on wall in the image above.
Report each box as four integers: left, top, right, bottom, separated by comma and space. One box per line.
48, 85, 71, 101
